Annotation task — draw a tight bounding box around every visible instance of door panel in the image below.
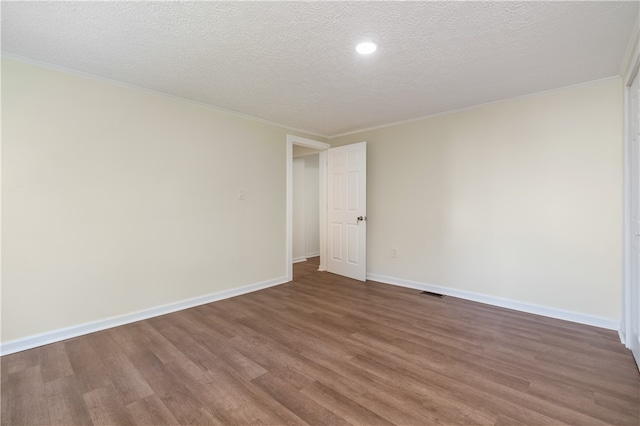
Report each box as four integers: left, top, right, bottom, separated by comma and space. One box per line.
331, 223, 343, 260
327, 142, 367, 281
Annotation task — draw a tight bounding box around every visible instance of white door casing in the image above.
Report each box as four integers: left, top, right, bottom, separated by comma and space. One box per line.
629, 71, 640, 371
327, 142, 367, 281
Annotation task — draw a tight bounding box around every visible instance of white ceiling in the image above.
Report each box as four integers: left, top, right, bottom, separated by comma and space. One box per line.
2, 1, 638, 137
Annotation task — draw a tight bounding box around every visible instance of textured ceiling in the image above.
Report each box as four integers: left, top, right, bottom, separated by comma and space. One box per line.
2, 1, 638, 137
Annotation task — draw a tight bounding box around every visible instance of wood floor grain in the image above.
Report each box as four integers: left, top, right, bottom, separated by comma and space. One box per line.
2, 256, 639, 425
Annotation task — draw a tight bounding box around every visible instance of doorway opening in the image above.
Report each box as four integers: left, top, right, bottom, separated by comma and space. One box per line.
286, 135, 330, 282
292, 150, 320, 264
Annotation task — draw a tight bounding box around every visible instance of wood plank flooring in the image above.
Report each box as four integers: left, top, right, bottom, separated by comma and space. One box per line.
2, 257, 639, 425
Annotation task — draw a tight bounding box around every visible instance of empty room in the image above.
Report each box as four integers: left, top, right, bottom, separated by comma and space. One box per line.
2, 1, 640, 425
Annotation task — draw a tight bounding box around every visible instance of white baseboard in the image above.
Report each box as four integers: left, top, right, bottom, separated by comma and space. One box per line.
1, 276, 289, 356
305, 251, 320, 258
366, 273, 620, 331
292, 257, 307, 264
4, 272, 621, 356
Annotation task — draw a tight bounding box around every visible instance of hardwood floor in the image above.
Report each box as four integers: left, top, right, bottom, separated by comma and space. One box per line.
2, 258, 639, 425
293, 256, 321, 280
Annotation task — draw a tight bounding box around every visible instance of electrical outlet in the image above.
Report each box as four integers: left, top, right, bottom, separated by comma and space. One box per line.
391, 248, 398, 258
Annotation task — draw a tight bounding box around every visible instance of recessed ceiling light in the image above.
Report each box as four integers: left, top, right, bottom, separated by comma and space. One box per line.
356, 41, 377, 55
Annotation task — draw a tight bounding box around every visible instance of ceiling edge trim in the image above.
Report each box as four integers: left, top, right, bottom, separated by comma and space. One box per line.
328, 75, 622, 139
1, 53, 329, 139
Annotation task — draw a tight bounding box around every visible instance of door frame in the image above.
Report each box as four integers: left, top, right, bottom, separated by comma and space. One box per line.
622, 31, 639, 360
286, 134, 330, 281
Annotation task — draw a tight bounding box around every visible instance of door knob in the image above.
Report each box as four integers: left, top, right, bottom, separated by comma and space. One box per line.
357, 216, 367, 222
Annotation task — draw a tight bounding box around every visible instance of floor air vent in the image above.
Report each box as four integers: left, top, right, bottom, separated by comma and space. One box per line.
420, 291, 445, 298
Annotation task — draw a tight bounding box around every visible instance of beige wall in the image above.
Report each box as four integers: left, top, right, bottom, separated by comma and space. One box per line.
1, 58, 321, 342
292, 157, 306, 261
304, 154, 320, 257
0, 57, 625, 343
331, 79, 624, 321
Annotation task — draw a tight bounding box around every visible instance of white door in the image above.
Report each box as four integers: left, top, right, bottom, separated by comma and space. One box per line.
629, 71, 640, 370
327, 142, 367, 281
